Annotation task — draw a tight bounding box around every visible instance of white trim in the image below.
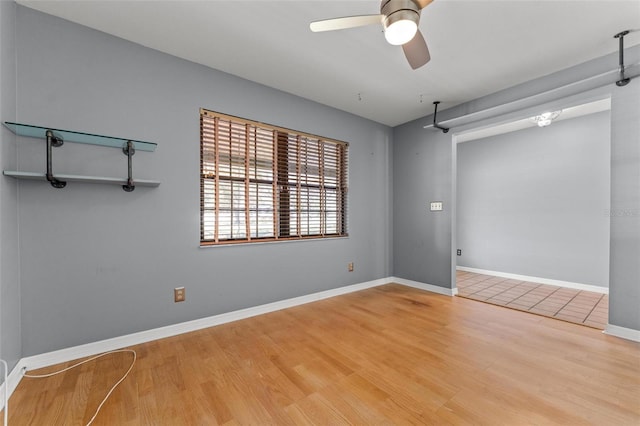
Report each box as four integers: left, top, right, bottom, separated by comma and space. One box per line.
7, 276, 452, 402
20, 278, 388, 371
389, 277, 457, 296
0, 359, 27, 412
456, 266, 608, 294
19, 277, 456, 372
2, 274, 633, 412
199, 235, 349, 249
603, 324, 640, 343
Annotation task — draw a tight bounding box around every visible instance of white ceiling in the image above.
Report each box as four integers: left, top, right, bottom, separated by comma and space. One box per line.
16, 0, 640, 127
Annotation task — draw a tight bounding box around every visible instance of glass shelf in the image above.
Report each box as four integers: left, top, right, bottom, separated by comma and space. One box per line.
3, 171, 160, 187
3, 121, 157, 152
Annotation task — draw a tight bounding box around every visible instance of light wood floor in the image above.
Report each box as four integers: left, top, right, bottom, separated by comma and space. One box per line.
6, 284, 640, 425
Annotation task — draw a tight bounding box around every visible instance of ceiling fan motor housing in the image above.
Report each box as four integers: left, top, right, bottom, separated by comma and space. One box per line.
381, 0, 422, 34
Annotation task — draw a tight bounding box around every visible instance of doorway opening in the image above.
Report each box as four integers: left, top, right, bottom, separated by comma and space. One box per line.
452, 98, 611, 329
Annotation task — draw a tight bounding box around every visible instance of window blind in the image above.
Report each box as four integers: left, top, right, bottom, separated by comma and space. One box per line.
200, 109, 348, 245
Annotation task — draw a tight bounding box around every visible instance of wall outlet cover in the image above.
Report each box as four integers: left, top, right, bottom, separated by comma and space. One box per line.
174, 287, 185, 302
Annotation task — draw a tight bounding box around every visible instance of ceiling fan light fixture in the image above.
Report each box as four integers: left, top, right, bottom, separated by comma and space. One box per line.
383, 10, 419, 45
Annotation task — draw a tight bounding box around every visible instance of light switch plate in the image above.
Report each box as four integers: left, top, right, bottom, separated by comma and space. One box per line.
430, 201, 443, 211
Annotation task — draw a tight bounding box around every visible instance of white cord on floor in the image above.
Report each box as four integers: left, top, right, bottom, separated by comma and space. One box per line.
23, 349, 136, 426
1, 359, 8, 426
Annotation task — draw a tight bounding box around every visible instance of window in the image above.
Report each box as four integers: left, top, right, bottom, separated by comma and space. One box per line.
200, 109, 348, 245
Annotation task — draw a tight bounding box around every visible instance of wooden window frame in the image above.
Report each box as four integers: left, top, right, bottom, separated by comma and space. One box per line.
200, 108, 348, 246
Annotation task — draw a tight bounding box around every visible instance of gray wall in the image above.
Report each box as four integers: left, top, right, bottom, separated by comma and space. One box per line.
609, 77, 640, 330
15, 6, 392, 356
7, 4, 640, 360
0, 0, 21, 372
393, 121, 453, 287
457, 112, 611, 287
393, 45, 640, 331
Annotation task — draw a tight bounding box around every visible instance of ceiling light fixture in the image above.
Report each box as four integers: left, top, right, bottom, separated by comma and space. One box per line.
531, 110, 562, 127
383, 9, 419, 45
311, 0, 430, 69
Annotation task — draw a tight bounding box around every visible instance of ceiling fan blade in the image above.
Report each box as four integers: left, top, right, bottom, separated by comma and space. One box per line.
414, 0, 435, 10
402, 29, 431, 69
310, 14, 383, 32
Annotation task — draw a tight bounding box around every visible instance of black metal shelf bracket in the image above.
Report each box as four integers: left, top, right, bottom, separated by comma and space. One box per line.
614, 30, 631, 87
122, 141, 135, 192
45, 130, 66, 188
432, 101, 449, 133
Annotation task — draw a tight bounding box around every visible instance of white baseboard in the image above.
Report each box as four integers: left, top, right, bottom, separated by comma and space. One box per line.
389, 277, 458, 296
4, 276, 453, 405
20, 276, 455, 372
3, 273, 633, 414
456, 266, 608, 294
603, 324, 640, 342
21, 277, 390, 372
0, 358, 27, 412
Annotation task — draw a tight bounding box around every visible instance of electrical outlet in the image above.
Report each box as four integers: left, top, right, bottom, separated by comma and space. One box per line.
457, 249, 462, 256
174, 287, 185, 302
348, 262, 354, 272
430, 201, 443, 211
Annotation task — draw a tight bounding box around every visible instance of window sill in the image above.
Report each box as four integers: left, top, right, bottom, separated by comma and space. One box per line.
199, 235, 349, 249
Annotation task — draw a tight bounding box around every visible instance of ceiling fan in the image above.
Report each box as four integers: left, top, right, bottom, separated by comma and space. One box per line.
310, 0, 434, 70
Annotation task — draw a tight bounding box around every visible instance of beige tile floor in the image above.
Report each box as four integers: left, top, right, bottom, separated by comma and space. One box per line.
456, 270, 608, 329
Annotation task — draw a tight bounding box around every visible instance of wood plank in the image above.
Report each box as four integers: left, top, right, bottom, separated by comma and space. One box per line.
6, 284, 640, 425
